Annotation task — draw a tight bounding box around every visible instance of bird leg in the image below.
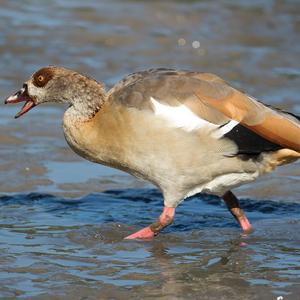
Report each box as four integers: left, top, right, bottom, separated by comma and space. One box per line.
124, 207, 175, 239
222, 191, 253, 234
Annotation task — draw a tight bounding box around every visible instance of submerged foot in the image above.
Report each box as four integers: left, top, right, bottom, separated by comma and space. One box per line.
124, 226, 155, 239
124, 207, 175, 240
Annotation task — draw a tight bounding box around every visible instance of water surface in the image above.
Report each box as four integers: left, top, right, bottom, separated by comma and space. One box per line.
0, 0, 300, 299
1, 191, 300, 299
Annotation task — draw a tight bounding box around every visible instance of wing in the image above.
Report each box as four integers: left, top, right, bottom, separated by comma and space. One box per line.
108, 68, 300, 154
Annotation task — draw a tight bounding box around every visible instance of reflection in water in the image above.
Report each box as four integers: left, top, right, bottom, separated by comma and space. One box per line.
0, 191, 300, 298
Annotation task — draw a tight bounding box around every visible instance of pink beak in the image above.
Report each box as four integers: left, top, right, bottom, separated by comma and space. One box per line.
4, 84, 36, 118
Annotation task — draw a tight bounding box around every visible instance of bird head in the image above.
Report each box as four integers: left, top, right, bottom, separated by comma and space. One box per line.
4, 66, 101, 119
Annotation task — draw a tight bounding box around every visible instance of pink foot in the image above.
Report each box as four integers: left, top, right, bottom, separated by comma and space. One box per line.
239, 242, 248, 247
124, 226, 155, 240
124, 207, 175, 240
238, 216, 253, 234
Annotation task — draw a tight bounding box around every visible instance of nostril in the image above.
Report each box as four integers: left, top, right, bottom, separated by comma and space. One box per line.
16, 84, 28, 96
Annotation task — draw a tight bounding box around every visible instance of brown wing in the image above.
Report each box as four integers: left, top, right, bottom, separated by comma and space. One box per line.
108, 68, 300, 153
191, 75, 300, 152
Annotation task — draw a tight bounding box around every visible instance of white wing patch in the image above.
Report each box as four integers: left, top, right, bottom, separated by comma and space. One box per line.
150, 96, 239, 138
150, 97, 216, 132
211, 119, 239, 138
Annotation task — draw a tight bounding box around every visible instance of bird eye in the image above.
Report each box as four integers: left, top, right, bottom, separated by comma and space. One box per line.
37, 75, 44, 82
33, 68, 53, 87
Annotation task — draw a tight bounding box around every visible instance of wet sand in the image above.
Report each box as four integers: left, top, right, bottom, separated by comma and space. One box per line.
0, 0, 300, 299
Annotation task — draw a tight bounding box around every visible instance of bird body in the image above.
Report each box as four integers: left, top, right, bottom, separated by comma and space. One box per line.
63, 97, 265, 207
5, 66, 300, 238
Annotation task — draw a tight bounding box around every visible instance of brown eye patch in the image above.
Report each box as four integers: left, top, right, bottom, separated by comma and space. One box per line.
33, 67, 54, 87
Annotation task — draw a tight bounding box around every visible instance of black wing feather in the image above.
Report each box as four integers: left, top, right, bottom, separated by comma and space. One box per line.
224, 123, 282, 155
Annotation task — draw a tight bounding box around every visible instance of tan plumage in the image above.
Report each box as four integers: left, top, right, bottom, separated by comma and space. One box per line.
5, 66, 300, 238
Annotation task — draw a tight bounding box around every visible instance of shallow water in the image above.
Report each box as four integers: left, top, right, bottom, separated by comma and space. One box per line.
0, 0, 300, 299
1, 191, 300, 299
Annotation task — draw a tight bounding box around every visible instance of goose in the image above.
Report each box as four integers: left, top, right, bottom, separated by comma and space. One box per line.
5, 66, 300, 239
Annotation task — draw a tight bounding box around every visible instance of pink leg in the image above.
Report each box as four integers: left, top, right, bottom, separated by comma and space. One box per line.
223, 191, 253, 234
124, 207, 175, 239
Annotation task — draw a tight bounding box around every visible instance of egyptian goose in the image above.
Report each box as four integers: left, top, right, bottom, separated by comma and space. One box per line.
5, 66, 300, 239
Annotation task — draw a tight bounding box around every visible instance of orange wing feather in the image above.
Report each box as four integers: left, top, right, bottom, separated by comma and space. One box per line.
196, 87, 300, 152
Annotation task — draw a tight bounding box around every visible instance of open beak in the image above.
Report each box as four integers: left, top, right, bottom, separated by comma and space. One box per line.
4, 84, 36, 118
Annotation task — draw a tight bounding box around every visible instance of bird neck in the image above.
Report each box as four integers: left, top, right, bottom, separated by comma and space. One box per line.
65, 77, 107, 122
